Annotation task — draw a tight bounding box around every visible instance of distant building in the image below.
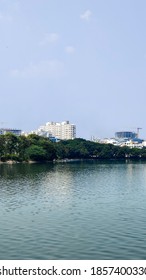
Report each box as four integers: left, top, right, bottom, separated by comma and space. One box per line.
115, 131, 137, 140
0, 128, 22, 136
35, 121, 76, 140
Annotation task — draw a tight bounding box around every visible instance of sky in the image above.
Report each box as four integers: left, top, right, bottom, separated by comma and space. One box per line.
0, 0, 146, 139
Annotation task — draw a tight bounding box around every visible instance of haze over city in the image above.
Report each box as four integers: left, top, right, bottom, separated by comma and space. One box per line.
0, 0, 146, 139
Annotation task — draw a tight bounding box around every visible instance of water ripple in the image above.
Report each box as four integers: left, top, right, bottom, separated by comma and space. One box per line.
0, 162, 146, 259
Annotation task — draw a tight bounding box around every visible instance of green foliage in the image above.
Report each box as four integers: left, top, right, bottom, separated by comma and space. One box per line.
25, 145, 46, 161
25, 138, 56, 161
37, 138, 56, 160
0, 133, 56, 162
55, 139, 146, 160
18, 135, 30, 160
4, 133, 19, 155
0, 133, 145, 162
0, 135, 5, 158
1, 154, 20, 162
27, 134, 41, 145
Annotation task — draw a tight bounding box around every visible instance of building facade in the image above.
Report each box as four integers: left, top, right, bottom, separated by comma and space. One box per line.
36, 121, 76, 140
0, 128, 22, 136
115, 131, 137, 140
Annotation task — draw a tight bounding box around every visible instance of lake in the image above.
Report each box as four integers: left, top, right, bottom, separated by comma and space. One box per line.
0, 161, 146, 259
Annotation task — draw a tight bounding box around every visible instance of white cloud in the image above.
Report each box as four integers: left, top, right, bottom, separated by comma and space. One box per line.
10, 60, 65, 79
39, 33, 59, 46
80, 10, 92, 21
65, 46, 75, 54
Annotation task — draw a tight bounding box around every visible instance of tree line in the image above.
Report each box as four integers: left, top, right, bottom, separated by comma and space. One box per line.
0, 133, 146, 162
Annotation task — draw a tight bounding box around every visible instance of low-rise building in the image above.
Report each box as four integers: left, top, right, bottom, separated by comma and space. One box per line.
115, 131, 137, 140
0, 128, 22, 136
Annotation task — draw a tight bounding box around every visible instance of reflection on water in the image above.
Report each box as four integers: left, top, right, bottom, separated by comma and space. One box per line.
0, 161, 146, 259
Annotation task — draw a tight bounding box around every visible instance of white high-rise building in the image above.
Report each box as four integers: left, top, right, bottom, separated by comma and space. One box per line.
36, 121, 76, 140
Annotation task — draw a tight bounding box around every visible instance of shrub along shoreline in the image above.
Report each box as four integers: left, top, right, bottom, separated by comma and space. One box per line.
0, 133, 146, 163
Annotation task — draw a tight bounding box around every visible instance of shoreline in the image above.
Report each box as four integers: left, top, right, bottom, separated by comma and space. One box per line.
0, 160, 38, 164
0, 158, 146, 164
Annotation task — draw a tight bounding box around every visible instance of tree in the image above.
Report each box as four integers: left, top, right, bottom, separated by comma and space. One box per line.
25, 145, 46, 161
4, 133, 19, 156
18, 135, 30, 160
38, 138, 56, 160
0, 135, 5, 160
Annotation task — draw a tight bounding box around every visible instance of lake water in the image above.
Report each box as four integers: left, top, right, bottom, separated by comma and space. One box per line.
0, 161, 146, 259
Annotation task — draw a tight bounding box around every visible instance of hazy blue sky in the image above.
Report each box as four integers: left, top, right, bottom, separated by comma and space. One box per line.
0, 0, 146, 139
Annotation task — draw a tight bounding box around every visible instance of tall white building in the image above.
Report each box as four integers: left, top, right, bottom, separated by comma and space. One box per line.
36, 121, 76, 140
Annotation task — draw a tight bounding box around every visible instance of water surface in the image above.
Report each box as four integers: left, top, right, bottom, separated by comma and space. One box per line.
0, 161, 146, 259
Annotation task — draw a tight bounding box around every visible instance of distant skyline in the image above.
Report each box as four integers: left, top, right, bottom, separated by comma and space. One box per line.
0, 0, 146, 139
